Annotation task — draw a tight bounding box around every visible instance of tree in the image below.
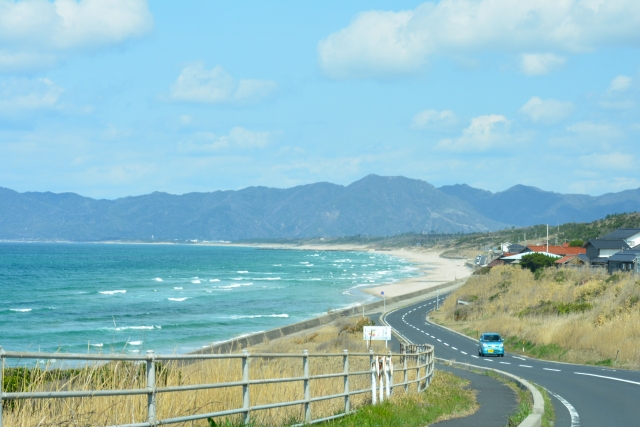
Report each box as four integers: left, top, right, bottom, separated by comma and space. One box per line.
520, 253, 558, 273
569, 239, 584, 247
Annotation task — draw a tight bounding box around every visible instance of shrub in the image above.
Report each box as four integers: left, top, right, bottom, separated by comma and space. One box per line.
520, 253, 559, 273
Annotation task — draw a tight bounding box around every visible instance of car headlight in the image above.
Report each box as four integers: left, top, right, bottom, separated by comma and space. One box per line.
482, 343, 488, 347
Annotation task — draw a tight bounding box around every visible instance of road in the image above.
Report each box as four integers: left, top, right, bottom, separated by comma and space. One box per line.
383, 293, 640, 427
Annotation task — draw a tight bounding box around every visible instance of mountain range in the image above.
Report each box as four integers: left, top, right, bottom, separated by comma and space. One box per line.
1, 175, 639, 241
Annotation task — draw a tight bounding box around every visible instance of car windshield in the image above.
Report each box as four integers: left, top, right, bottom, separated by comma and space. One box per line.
483, 334, 501, 342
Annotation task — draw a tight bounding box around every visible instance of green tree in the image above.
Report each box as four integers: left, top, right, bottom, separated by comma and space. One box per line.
520, 253, 558, 273
569, 239, 584, 247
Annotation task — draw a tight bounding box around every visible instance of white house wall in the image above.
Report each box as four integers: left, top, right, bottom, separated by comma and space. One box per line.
600, 249, 624, 257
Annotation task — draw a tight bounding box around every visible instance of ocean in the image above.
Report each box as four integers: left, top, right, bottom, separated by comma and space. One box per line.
0, 243, 419, 355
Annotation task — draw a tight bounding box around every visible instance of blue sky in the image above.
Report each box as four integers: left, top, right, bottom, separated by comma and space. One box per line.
1, 0, 639, 199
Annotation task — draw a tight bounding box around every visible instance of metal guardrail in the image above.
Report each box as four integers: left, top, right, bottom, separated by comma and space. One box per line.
0, 345, 434, 427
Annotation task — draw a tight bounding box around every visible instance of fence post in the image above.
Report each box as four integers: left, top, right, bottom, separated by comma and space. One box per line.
378, 356, 384, 403
242, 349, 250, 425
386, 353, 392, 397
146, 350, 156, 426
303, 350, 311, 424
0, 346, 4, 427
343, 349, 350, 414
416, 348, 421, 392
403, 346, 408, 393
369, 350, 376, 404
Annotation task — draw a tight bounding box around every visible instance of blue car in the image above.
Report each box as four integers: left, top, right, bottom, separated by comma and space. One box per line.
478, 332, 505, 357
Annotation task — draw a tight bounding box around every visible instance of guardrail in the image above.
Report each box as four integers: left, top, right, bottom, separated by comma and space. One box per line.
0, 345, 434, 427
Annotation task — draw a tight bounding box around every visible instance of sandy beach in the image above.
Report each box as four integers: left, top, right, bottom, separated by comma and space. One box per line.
223, 242, 473, 298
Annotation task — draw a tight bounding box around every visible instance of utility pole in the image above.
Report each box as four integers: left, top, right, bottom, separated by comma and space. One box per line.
546, 224, 549, 253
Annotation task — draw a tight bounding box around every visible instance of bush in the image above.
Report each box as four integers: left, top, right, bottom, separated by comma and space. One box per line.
569, 239, 585, 247
520, 253, 559, 273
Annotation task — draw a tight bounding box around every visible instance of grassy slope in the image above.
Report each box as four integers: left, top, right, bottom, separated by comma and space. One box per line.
431, 266, 640, 368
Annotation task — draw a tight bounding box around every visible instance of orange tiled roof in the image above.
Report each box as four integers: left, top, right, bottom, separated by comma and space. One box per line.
555, 255, 577, 264
526, 245, 586, 255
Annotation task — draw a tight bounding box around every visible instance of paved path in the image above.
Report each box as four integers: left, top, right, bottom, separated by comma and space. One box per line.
432, 364, 518, 427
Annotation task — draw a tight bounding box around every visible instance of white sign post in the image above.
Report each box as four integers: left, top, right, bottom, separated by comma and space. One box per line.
364, 326, 392, 349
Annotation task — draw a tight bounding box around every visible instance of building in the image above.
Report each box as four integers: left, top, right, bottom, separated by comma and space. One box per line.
520, 244, 586, 257
555, 254, 590, 267
607, 248, 640, 274
583, 228, 640, 267
507, 243, 526, 253
599, 228, 640, 247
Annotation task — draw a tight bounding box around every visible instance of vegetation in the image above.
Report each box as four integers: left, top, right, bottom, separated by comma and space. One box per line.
431, 265, 640, 369
520, 253, 559, 273
1, 318, 473, 427
316, 371, 477, 427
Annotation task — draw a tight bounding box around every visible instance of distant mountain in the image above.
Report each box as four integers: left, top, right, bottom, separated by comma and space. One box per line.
438, 184, 640, 226
0, 175, 506, 241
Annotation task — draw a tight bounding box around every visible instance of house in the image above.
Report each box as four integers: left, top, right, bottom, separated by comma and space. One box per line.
498, 251, 562, 265
507, 243, 526, 253
584, 239, 631, 266
607, 248, 640, 274
555, 254, 590, 267
599, 228, 640, 247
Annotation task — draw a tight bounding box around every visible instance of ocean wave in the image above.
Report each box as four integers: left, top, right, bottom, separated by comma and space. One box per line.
128, 341, 143, 346
90, 343, 103, 347
102, 325, 160, 331
10, 308, 32, 312
232, 277, 243, 280
237, 270, 249, 273
209, 279, 220, 282
173, 287, 183, 290
168, 297, 189, 302
272, 264, 282, 266
191, 280, 201, 284
222, 314, 289, 319
99, 290, 126, 295
252, 277, 281, 281
154, 278, 163, 282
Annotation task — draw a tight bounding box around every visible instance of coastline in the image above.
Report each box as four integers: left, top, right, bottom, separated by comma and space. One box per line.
218, 242, 473, 299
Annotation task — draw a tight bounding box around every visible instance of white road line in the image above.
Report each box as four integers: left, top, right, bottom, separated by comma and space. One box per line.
437, 339, 442, 342
512, 356, 526, 361
451, 347, 458, 350
460, 351, 467, 355
543, 368, 561, 372
574, 372, 640, 385
544, 388, 580, 427
484, 359, 493, 362
499, 362, 511, 365
471, 355, 479, 358
519, 365, 532, 368
444, 343, 449, 346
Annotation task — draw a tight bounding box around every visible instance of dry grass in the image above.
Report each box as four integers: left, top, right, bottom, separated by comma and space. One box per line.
431, 266, 640, 368
2, 318, 426, 427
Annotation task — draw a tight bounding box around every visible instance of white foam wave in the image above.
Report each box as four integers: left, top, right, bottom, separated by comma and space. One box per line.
168, 297, 188, 302
103, 325, 159, 331
237, 270, 249, 273
252, 277, 281, 281
272, 264, 282, 266
224, 314, 289, 319
129, 341, 143, 346
154, 278, 163, 282
100, 290, 127, 295
90, 343, 103, 347
232, 277, 243, 280
10, 308, 32, 312
173, 287, 183, 290
191, 280, 201, 284
209, 279, 220, 282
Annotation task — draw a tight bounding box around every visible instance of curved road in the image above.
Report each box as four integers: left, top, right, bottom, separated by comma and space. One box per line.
383, 292, 640, 427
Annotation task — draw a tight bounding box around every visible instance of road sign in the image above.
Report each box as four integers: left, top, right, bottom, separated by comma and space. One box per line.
363, 326, 391, 341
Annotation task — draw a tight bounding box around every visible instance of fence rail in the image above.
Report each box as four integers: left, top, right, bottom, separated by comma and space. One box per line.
0, 345, 434, 427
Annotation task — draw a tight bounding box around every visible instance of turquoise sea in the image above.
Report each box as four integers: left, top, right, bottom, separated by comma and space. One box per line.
0, 243, 419, 355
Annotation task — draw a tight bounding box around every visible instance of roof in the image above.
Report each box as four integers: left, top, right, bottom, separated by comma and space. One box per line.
600, 228, 640, 240
523, 245, 586, 255
585, 239, 630, 250
508, 244, 526, 253
555, 254, 589, 265
501, 252, 562, 260
591, 257, 611, 264
608, 250, 640, 262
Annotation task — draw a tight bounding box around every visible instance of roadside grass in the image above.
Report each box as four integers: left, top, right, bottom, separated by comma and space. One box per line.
315, 371, 477, 427
2, 318, 474, 427
430, 266, 640, 369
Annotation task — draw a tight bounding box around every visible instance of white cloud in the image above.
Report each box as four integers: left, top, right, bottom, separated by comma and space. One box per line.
520, 96, 574, 124
435, 114, 510, 152
568, 177, 640, 195
608, 75, 632, 92
519, 53, 566, 75
169, 63, 277, 104
318, 0, 640, 79
0, 0, 153, 72
579, 152, 634, 170
178, 127, 271, 153
566, 121, 621, 138
411, 109, 458, 130
0, 77, 63, 115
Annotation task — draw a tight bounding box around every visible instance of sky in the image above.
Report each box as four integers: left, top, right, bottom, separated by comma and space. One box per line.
1, 0, 639, 199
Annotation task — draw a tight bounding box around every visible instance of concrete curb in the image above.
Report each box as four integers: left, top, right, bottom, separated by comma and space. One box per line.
191, 278, 468, 355
436, 358, 544, 427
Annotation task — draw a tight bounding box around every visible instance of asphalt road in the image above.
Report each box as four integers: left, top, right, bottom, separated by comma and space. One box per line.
383, 293, 640, 427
